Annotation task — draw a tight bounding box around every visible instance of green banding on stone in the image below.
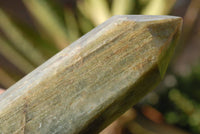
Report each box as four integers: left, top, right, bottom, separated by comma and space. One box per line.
0, 15, 182, 134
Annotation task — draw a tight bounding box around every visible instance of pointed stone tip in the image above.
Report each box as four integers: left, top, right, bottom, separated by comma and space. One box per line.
109, 15, 182, 79
112, 15, 182, 23
150, 15, 182, 79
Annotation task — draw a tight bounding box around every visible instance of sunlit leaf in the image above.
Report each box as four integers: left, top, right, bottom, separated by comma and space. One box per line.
23, 0, 70, 49
142, 0, 176, 15
0, 37, 35, 73
0, 9, 46, 66
64, 8, 80, 41
111, 0, 134, 15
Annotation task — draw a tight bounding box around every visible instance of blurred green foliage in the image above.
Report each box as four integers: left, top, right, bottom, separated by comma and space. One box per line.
0, 0, 199, 134
156, 63, 200, 134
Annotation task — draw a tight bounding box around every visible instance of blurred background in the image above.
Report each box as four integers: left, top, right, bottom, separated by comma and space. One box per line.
0, 0, 199, 133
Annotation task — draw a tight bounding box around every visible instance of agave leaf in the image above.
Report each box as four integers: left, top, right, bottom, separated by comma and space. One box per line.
0, 9, 46, 66
77, 0, 91, 21
23, 0, 70, 49
78, 0, 111, 26
139, 0, 150, 6
142, 0, 176, 15
76, 11, 94, 34
13, 17, 59, 58
0, 37, 35, 73
0, 37, 35, 74
64, 8, 80, 41
111, 0, 134, 15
